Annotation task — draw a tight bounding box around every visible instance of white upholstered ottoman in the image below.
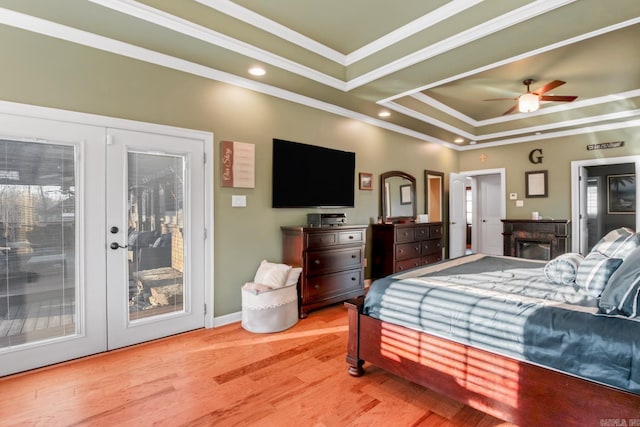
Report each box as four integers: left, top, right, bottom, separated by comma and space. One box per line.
241, 282, 298, 333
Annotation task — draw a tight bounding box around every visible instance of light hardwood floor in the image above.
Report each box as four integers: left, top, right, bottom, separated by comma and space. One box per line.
0, 304, 515, 426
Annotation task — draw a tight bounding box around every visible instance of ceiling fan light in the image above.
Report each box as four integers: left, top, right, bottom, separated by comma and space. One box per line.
518, 93, 539, 113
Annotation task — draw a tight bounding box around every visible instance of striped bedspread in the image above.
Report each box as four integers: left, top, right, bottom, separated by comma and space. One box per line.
363, 254, 640, 394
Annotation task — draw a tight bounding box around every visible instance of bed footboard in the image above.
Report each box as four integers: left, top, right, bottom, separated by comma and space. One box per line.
346, 299, 640, 426
345, 296, 365, 377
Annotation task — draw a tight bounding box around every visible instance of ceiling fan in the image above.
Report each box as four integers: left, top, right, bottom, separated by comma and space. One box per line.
485, 79, 577, 115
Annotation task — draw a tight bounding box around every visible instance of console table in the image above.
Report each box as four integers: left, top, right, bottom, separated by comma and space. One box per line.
502, 219, 571, 261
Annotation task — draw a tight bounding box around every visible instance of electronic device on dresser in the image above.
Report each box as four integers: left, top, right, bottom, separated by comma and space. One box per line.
307, 213, 347, 227
281, 224, 366, 318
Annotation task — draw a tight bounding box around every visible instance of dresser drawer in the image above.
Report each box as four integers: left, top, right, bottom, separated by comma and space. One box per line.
338, 229, 365, 245
395, 227, 415, 243
395, 257, 421, 272
429, 224, 443, 238
305, 247, 363, 275
422, 253, 442, 265
305, 269, 363, 302
306, 231, 337, 248
421, 239, 442, 255
414, 226, 429, 240
395, 242, 421, 261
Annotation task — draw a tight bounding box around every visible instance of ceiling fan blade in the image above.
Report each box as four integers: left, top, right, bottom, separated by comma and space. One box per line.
539, 95, 577, 102
484, 97, 517, 101
503, 104, 519, 115
533, 80, 565, 96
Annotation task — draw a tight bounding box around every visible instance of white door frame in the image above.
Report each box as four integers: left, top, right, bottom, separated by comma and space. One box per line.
459, 168, 506, 254
571, 156, 640, 254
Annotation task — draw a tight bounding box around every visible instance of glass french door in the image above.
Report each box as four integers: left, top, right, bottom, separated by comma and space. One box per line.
0, 114, 106, 376
105, 128, 205, 350
0, 114, 206, 376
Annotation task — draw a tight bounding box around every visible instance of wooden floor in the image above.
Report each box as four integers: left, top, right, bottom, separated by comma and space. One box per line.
0, 304, 515, 427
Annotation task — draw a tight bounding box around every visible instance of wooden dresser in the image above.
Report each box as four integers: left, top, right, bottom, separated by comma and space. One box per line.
371, 222, 444, 279
281, 225, 366, 318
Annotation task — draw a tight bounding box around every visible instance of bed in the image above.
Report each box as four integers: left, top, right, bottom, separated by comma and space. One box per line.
346, 228, 640, 426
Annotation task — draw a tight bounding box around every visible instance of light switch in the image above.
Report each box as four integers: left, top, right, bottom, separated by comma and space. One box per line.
516, 200, 524, 207
232, 195, 247, 207
510, 193, 517, 200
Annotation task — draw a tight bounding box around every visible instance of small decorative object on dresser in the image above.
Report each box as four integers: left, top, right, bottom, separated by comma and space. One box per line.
371, 222, 443, 279
281, 225, 366, 318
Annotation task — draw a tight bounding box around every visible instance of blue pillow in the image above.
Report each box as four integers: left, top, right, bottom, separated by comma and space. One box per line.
544, 252, 584, 285
591, 227, 640, 260
599, 247, 640, 317
575, 252, 623, 297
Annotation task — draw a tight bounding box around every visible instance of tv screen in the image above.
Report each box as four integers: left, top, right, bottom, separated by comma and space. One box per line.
272, 138, 355, 208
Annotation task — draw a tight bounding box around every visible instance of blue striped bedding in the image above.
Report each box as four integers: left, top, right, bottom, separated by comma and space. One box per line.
363, 254, 640, 394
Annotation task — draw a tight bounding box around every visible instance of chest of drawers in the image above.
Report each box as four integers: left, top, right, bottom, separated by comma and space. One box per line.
281, 225, 366, 318
371, 222, 444, 279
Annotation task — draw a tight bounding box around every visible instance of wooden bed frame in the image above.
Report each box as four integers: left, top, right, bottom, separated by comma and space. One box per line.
345, 297, 640, 426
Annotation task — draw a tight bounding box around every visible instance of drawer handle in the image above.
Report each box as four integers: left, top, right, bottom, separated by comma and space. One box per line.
314, 285, 320, 289
351, 277, 356, 281
398, 249, 403, 254
348, 235, 354, 239
314, 259, 320, 265
351, 255, 356, 259
414, 246, 419, 251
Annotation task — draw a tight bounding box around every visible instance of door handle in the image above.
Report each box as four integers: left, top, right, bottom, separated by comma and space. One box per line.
110, 242, 128, 250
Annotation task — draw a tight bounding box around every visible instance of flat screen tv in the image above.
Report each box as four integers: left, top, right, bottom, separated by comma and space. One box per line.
272, 138, 355, 208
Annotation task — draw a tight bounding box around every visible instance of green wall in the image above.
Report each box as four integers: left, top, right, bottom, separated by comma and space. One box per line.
0, 26, 457, 316
459, 132, 640, 220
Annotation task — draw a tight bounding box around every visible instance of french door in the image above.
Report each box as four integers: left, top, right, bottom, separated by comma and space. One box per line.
106, 128, 205, 349
0, 114, 206, 376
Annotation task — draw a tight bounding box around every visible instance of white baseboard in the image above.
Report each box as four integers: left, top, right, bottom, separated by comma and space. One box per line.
212, 311, 242, 327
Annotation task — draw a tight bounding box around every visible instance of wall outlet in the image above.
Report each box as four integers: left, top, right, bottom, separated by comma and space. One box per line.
516, 200, 524, 207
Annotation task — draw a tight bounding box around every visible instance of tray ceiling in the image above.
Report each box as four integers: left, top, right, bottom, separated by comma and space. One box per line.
1, 0, 639, 150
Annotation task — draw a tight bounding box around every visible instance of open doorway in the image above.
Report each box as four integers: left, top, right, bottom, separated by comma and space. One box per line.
571, 156, 640, 254
449, 169, 506, 258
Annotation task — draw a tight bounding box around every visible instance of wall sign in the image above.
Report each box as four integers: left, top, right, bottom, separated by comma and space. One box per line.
221, 140, 255, 188
587, 141, 624, 151
528, 148, 543, 164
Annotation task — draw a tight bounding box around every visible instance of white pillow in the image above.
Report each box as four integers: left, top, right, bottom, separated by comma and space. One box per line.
254, 260, 292, 288
544, 252, 584, 285
285, 267, 303, 287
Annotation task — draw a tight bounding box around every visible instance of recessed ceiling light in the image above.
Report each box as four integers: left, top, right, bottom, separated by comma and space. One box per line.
378, 111, 391, 118
454, 137, 464, 143
249, 67, 266, 76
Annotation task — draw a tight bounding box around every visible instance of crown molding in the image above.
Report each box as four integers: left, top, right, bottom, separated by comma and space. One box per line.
87, 0, 347, 90
194, 0, 346, 64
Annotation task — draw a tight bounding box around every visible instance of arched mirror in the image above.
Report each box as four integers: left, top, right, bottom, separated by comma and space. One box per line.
424, 170, 444, 222
381, 171, 416, 223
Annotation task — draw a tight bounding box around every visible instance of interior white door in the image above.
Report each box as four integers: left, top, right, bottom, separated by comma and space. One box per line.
449, 173, 467, 259
105, 128, 205, 350
0, 114, 106, 376
476, 174, 503, 255
578, 166, 589, 255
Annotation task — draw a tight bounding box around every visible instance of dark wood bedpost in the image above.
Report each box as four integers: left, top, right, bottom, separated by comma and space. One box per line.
345, 296, 365, 376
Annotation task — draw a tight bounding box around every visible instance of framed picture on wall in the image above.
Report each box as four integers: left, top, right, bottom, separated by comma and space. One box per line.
359, 172, 373, 190
608, 173, 636, 214
525, 170, 548, 198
